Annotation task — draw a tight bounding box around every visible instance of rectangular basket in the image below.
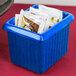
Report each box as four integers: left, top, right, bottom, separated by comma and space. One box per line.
3, 4, 74, 73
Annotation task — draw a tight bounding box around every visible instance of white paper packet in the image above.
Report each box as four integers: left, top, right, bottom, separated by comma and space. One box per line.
24, 13, 46, 33
29, 7, 62, 27
39, 5, 62, 19
15, 14, 19, 26
30, 7, 51, 31
18, 9, 25, 27
18, 9, 30, 27
15, 5, 63, 34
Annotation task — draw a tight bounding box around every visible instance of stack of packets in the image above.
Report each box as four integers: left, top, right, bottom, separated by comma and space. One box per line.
15, 5, 62, 34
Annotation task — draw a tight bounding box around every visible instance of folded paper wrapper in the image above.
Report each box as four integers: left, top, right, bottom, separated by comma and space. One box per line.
15, 5, 63, 34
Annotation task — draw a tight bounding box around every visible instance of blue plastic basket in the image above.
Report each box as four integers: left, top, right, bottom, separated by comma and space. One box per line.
3, 4, 74, 73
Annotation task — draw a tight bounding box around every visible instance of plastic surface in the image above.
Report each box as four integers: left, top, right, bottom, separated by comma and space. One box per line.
3, 4, 74, 73
0, 0, 14, 16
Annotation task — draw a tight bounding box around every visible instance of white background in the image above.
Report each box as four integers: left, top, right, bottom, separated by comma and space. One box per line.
14, 0, 76, 6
